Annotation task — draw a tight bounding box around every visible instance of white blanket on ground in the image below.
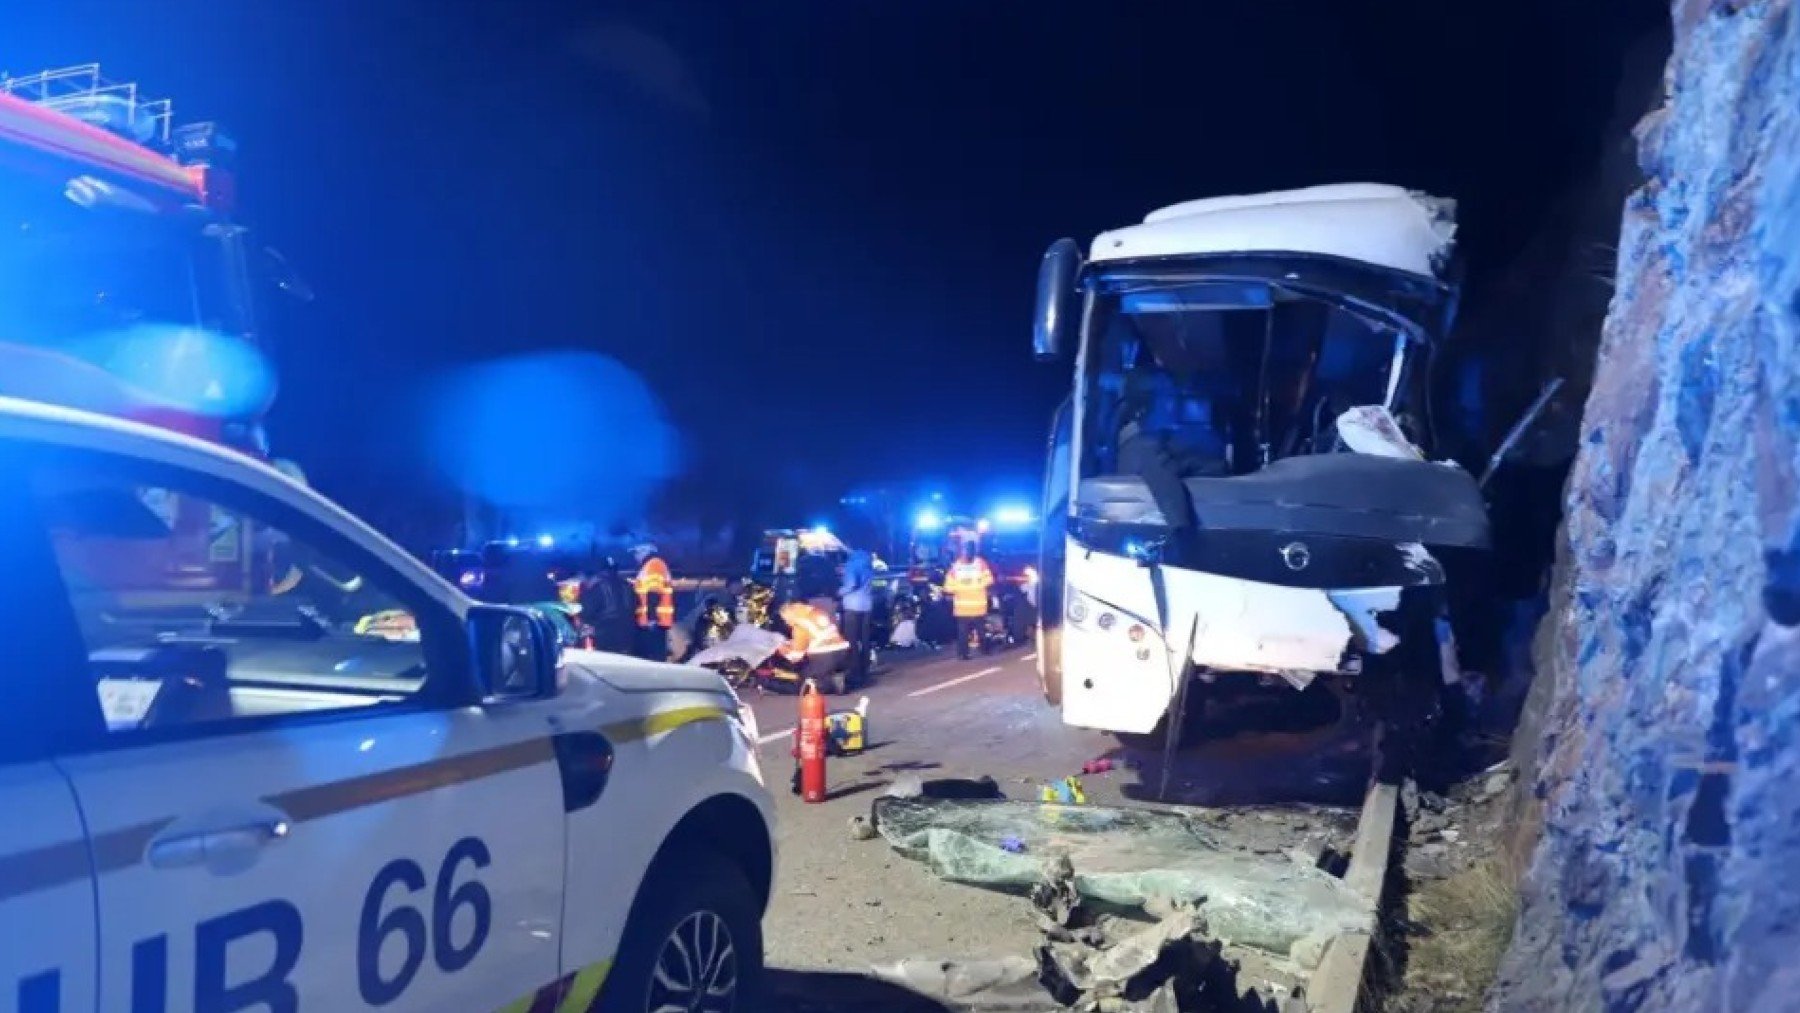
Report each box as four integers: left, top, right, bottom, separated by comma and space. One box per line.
688, 626, 787, 669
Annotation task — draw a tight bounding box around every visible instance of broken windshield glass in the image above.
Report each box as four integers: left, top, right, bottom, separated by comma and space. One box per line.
1080, 276, 1410, 482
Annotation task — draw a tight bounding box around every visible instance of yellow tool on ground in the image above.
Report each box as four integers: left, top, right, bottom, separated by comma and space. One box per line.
826, 696, 870, 755
788, 696, 871, 757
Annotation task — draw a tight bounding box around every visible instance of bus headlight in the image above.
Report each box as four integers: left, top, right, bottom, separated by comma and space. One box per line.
1067, 594, 1089, 625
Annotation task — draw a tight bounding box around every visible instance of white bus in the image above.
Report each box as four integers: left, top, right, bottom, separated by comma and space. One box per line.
1031, 184, 1492, 771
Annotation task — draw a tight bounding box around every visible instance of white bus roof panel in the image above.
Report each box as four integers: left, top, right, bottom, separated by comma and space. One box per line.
1090, 183, 1456, 279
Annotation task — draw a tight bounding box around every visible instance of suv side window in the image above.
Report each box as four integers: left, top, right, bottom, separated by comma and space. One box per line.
27, 449, 457, 739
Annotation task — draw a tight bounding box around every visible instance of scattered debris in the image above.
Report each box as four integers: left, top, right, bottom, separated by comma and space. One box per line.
1399, 766, 1515, 885
885, 774, 1006, 801
1040, 776, 1088, 805
870, 955, 1040, 1001
1081, 756, 1139, 775
849, 815, 877, 841
876, 856, 1251, 1012
871, 797, 1369, 954
1477, 768, 1514, 802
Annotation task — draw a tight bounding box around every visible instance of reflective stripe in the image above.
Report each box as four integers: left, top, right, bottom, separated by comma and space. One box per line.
556, 959, 612, 1013
490, 956, 612, 1013
602, 705, 730, 745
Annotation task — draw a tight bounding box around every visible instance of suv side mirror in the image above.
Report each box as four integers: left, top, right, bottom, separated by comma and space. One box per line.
1033, 238, 1083, 361
469, 605, 559, 702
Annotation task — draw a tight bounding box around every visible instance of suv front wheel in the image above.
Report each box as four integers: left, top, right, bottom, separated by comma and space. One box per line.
600, 848, 764, 1013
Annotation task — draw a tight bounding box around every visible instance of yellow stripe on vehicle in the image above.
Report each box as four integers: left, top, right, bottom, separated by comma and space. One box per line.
602, 705, 729, 745
557, 959, 613, 1013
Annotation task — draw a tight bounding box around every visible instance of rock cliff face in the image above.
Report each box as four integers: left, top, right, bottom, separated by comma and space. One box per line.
1498, 2, 1800, 1010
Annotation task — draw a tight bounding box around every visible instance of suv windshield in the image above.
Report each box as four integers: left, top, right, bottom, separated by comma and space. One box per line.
1081, 276, 1408, 477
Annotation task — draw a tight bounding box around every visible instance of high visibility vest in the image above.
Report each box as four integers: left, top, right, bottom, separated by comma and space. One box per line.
634, 556, 675, 628
781, 604, 849, 662
943, 558, 995, 618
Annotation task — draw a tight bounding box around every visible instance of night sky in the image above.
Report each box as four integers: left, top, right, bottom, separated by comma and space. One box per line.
8, 0, 1665, 538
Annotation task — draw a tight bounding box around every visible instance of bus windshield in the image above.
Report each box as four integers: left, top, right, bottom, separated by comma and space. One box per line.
1080, 276, 1409, 478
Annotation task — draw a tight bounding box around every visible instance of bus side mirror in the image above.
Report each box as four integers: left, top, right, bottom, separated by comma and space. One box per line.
1033, 238, 1083, 362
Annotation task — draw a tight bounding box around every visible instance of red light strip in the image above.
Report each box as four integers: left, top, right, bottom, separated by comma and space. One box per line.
0, 91, 201, 200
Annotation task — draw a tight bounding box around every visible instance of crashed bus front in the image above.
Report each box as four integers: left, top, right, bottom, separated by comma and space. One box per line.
1032, 184, 1490, 739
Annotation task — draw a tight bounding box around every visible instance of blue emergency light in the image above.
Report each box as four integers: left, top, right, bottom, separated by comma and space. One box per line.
993, 505, 1034, 528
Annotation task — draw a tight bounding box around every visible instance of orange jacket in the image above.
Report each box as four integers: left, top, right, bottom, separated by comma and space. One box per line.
780, 603, 849, 662
943, 557, 995, 618
633, 556, 675, 628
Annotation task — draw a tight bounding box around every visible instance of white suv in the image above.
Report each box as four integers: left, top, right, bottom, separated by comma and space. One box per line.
0, 396, 774, 1012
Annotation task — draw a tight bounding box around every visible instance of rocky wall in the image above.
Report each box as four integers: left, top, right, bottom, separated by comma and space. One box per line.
1496, 1, 1800, 1009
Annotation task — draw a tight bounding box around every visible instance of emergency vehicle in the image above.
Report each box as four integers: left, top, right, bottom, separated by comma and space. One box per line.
0, 65, 305, 613
748, 527, 846, 598
0, 64, 293, 451
0, 396, 776, 1012
907, 512, 1037, 587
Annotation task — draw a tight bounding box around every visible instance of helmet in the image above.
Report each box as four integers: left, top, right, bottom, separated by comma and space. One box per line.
631, 542, 658, 561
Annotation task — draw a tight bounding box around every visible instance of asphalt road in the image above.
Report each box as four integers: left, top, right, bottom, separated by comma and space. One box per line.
749, 642, 1093, 986
746, 640, 1374, 989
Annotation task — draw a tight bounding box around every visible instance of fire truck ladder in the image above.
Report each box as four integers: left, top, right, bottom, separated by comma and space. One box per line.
0, 63, 173, 147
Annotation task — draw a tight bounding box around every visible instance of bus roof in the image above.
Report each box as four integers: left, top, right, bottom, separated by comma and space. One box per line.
1089, 183, 1457, 279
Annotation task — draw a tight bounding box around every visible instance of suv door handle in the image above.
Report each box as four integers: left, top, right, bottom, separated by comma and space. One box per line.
148, 817, 291, 870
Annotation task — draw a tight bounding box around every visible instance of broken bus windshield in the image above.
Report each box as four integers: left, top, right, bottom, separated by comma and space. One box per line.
1079, 276, 1407, 479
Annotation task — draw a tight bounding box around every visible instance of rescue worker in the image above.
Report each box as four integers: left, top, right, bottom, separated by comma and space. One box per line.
838, 548, 875, 687
630, 542, 676, 660
776, 599, 852, 694
942, 541, 995, 660
579, 557, 636, 655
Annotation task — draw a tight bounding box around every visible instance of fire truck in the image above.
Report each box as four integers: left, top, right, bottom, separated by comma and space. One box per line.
0, 64, 302, 594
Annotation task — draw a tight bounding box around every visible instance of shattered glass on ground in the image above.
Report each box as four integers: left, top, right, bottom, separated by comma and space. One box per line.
871, 797, 1370, 955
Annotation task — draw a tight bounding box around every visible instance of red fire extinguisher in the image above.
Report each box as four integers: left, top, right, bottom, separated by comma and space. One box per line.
798, 680, 828, 804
